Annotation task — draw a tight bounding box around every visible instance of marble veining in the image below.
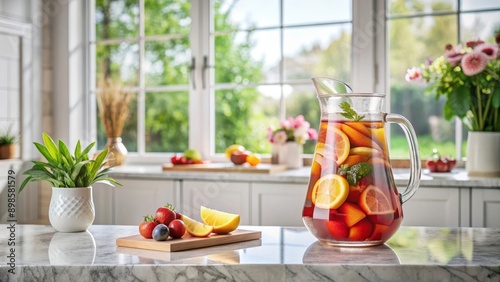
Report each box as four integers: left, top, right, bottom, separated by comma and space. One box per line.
0, 225, 499, 281
107, 164, 500, 188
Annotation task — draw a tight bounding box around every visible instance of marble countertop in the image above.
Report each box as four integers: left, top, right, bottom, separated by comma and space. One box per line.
1, 224, 499, 281
108, 164, 500, 188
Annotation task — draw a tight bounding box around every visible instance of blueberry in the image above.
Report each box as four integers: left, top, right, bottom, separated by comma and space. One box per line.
152, 224, 170, 241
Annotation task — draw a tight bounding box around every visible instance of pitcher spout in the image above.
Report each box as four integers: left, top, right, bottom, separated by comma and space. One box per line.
311, 77, 353, 95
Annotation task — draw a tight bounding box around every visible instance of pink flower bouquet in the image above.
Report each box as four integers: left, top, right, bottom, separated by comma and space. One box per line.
267, 115, 318, 145
406, 33, 500, 132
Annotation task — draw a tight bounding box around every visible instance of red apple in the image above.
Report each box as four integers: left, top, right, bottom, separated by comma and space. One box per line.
230, 150, 248, 165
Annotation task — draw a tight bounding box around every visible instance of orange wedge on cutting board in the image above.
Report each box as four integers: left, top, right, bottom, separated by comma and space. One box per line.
200, 206, 240, 234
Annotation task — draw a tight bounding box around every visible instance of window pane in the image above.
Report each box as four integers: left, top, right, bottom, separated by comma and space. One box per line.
388, 0, 456, 16
95, 0, 138, 41
388, 15, 457, 158
145, 91, 189, 152
215, 87, 278, 154
145, 39, 191, 86
284, 0, 351, 25
97, 92, 138, 152
284, 24, 351, 83
96, 42, 139, 86
460, 0, 500, 11
214, 30, 275, 84
461, 11, 500, 41
214, 0, 279, 30
144, 0, 190, 36
285, 85, 320, 154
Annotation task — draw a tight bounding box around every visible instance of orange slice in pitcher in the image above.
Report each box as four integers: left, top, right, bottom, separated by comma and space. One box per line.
311, 174, 349, 209
317, 127, 350, 165
359, 185, 394, 215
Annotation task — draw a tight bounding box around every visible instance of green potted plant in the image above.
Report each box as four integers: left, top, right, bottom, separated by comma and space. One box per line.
19, 132, 121, 232
0, 126, 18, 159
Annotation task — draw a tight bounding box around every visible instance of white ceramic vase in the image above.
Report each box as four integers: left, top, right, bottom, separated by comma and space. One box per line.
49, 187, 95, 232
466, 132, 500, 177
278, 142, 303, 169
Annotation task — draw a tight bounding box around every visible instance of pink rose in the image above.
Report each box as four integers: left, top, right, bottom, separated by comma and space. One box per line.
466, 39, 484, 49
293, 115, 305, 128
273, 131, 288, 144
474, 43, 498, 60
405, 67, 423, 83
461, 52, 488, 76
307, 128, 318, 140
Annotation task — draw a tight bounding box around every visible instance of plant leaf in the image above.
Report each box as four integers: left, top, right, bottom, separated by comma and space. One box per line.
42, 132, 60, 163
74, 140, 82, 161
339, 101, 365, 121
33, 142, 58, 164
449, 86, 470, 118
90, 148, 109, 179
492, 87, 500, 109
81, 142, 96, 160
18, 176, 33, 194
71, 160, 91, 181
58, 140, 75, 167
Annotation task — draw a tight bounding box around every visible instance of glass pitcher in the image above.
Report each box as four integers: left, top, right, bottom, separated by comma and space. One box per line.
302, 77, 422, 247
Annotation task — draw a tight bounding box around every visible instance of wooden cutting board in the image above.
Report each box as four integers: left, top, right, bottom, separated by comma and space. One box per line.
162, 163, 287, 174
116, 229, 261, 252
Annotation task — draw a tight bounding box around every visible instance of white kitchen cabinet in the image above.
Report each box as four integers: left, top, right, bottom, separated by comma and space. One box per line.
113, 178, 177, 225
181, 180, 251, 225
400, 187, 461, 227
92, 183, 114, 225
471, 188, 500, 228
251, 182, 306, 227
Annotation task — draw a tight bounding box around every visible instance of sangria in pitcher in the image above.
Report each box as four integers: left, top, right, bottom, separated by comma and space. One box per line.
302, 78, 421, 247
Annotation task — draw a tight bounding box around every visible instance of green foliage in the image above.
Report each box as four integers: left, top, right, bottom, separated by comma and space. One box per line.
421, 49, 500, 132
0, 126, 18, 145
339, 101, 365, 121
19, 133, 121, 193
338, 162, 373, 185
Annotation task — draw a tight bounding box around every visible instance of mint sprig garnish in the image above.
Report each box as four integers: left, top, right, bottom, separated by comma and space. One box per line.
338, 162, 373, 185
339, 101, 365, 121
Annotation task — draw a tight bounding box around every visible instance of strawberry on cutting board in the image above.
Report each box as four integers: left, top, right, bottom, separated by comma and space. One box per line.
139, 215, 158, 239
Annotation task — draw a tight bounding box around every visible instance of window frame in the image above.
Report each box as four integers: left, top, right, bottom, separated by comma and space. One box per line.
90, 0, 459, 164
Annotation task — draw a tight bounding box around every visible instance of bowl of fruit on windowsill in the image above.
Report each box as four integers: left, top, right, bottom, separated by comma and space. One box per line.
425, 148, 457, 174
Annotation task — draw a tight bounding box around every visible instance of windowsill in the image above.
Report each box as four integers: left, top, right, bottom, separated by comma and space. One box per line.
107, 163, 500, 188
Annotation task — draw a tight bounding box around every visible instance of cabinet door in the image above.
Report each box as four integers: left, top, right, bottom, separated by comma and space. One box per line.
181, 180, 250, 225
92, 183, 113, 224
400, 187, 460, 227
113, 178, 176, 225
471, 189, 500, 228
251, 183, 306, 227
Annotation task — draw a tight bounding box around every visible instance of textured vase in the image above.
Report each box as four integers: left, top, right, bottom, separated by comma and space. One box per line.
466, 132, 500, 177
278, 142, 303, 169
104, 137, 128, 166
49, 187, 95, 232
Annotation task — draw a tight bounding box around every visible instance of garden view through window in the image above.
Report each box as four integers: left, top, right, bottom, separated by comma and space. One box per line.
91, 0, 500, 162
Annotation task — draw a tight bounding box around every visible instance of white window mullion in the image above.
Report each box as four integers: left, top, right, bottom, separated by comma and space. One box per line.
188, 0, 208, 156
137, 0, 146, 154
351, 0, 377, 93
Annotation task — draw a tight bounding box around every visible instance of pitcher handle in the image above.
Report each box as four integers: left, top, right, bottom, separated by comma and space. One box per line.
385, 113, 422, 203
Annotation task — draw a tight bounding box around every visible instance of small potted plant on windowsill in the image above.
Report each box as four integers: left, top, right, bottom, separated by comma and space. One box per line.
19, 132, 122, 232
0, 126, 18, 159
